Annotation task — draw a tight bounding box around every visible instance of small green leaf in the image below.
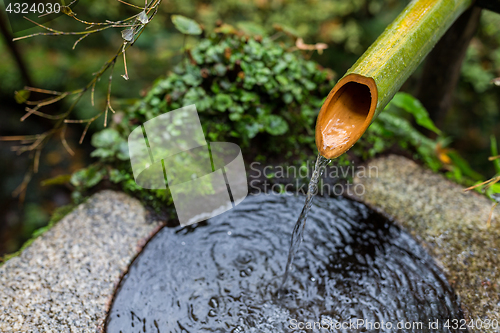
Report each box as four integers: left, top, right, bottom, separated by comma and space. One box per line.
14, 90, 30, 104
283, 93, 293, 104
116, 141, 130, 160
214, 63, 227, 76
275, 75, 288, 86
390, 93, 442, 135
171, 15, 202, 35
91, 128, 121, 149
109, 169, 127, 183
90, 148, 114, 159
214, 94, 233, 112
264, 115, 289, 136
447, 150, 484, 181
41, 174, 72, 186
491, 135, 500, 174
245, 122, 261, 139
70, 166, 104, 189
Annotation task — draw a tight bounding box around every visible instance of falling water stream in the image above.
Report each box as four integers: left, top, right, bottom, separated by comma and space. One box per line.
280, 154, 330, 290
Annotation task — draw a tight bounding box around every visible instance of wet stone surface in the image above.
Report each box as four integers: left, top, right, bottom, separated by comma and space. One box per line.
107, 194, 464, 333
353, 155, 500, 330
0, 191, 161, 333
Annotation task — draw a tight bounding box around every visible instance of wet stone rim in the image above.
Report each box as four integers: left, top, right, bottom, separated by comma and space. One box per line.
0, 191, 162, 332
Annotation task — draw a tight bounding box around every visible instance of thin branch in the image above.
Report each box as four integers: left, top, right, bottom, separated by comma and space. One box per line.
12, 170, 32, 202
60, 124, 75, 156
24, 86, 63, 95
116, 0, 144, 9
13, 16, 134, 41
24, 92, 71, 105
0, 135, 40, 141
33, 148, 42, 173
104, 60, 117, 127
65, 112, 103, 144
463, 176, 500, 192
487, 202, 498, 228
90, 81, 96, 106
122, 47, 129, 80
72, 33, 91, 49
22, 107, 68, 121
8, 0, 164, 198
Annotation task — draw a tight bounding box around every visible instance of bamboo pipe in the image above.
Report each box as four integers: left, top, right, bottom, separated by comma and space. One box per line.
316, 0, 473, 159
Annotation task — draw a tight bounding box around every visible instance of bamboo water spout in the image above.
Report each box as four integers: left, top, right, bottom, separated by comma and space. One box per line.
316, 0, 473, 159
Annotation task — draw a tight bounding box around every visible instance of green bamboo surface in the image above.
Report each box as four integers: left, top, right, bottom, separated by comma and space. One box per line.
345, 0, 473, 118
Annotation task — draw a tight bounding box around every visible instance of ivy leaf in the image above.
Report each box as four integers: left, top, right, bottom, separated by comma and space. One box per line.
91, 128, 121, 149
214, 63, 227, 76
214, 94, 233, 112
41, 174, 72, 186
70, 166, 104, 189
171, 15, 202, 35
14, 90, 30, 104
116, 141, 130, 160
390, 92, 442, 135
264, 115, 289, 136
245, 122, 260, 139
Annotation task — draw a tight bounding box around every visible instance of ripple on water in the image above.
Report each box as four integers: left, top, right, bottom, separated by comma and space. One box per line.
106, 194, 465, 333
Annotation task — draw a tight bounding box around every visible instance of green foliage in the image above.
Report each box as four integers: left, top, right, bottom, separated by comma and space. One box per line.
163, 0, 404, 54
172, 15, 203, 35
354, 93, 439, 166
67, 31, 333, 212
354, 92, 483, 186
127, 32, 333, 150
389, 93, 441, 135
90, 128, 129, 161
14, 90, 30, 104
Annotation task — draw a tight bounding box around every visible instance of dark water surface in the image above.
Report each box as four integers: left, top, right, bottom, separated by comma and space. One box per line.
106, 194, 465, 333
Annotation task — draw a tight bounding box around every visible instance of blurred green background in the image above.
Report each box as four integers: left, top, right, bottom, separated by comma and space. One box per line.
0, 0, 499, 255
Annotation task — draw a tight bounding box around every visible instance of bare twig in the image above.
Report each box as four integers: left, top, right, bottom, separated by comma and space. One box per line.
463, 176, 500, 192
116, 0, 144, 10
12, 170, 32, 202
7, 0, 163, 199
60, 124, 75, 156
487, 202, 498, 228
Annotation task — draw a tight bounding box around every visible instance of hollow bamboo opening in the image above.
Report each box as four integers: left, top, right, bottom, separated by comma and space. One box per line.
315, 73, 378, 159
